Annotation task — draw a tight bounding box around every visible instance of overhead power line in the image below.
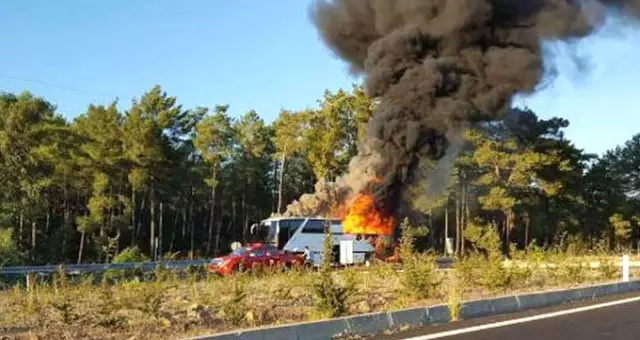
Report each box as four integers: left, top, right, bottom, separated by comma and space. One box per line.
0, 73, 116, 98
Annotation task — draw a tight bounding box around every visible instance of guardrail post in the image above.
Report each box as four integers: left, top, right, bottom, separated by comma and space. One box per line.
26, 272, 35, 292
622, 254, 630, 282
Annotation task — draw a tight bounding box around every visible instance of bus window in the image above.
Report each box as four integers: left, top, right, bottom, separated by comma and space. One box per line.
300, 219, 325, 233
301, 219, 344, 235
277, 219, 305, 248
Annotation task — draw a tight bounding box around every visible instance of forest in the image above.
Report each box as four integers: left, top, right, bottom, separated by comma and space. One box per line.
0, 83, 639, 266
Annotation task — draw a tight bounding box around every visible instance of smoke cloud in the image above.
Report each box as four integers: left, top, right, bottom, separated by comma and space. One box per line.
285, 0, 640, 219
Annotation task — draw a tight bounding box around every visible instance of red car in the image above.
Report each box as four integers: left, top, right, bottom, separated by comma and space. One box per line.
207, 243, 304, 275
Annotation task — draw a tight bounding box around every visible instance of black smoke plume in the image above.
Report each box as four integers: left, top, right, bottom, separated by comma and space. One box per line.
285, 0, 640, 219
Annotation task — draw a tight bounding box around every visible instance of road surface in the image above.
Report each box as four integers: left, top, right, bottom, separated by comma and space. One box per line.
373, 291, 640, 340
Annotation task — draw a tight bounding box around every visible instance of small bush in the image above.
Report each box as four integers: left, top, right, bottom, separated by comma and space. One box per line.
95, 286, 127, 329
51, 293, 79, 325
478, 258, 512, 291
129, 283, 165, 318
105, 246, 148, 281
462, 223, 521, 292
113, 245, 147, 263
447, 274, 462, 322
0, 228, 22, 266
565, 263, 587, 284
399, 218, 437, 299
221, 279, 248, 326
311, 221, 355, 318
598, 257, 619, 281
452, 252, 481, 288
548, 256, 589, 285
53, 266, 69, 293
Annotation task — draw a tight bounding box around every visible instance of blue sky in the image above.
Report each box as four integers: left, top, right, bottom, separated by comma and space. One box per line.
1, 1, 639, 157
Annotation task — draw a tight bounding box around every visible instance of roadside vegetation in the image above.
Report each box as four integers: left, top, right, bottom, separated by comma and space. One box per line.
0, 221, 635, 340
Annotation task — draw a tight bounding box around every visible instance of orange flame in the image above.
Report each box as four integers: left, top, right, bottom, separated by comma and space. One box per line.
341, 194, 395, 236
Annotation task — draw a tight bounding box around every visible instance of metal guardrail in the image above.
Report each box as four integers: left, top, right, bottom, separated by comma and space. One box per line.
1, 256, 636, 278
0, 259, 210, 276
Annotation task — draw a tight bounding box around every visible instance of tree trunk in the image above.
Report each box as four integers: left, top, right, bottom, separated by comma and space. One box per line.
77, 231, 85, 264
158, 202, 164, 260
464, 197, 470, 254
461, 177, 470, 253
170, 208, 179, 253
524, 211, 530, 250
131, 189, 136, 247
242, 184, 248, 243
63, 170, 69, 225
461, 175, 468, 254
31, 221, 36, 259
189, 188, 195, 260
207, 168, 217, 255
202, 205, 208, 254
277, 150, 286, 214
115, 228, 121, 255
214, 197, 223, 256
19, 211, 24, 244
428, 208, 434, 247
150, 188, 156, 261
136, 192, 146, 247
77, 209, 88, 265
107, 185, 114, 235
444, 201, 449, 255
63, 172, 69, 256
232, 198, 237, 240
504, 210, 511, 254
181, 204, 187, 240
45, 202, 51, 235
455, 183, 460, 254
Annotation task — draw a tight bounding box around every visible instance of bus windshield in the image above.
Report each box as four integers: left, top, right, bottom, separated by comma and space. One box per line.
249, 221, 275, 243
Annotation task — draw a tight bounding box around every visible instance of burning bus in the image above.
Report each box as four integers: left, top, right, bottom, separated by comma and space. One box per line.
250, 192, 400, 266
250, 216, 376, 266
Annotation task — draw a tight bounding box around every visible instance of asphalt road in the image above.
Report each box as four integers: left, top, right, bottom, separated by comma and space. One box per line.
373, 291, 640, 340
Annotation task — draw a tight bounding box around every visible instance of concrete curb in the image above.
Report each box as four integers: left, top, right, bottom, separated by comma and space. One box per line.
184, 280, 640, 340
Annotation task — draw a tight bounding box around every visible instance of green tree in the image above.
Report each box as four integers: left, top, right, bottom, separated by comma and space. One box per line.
466, 109, 573, 252
123, 85, 184, 260
273, 109, 308, 214
303, 85, 375, 181
74, 102, 130, 261
232, 110, 272, 241
194, 105, 234, 255
0, 91, 76, 262
609, 213, 632, 250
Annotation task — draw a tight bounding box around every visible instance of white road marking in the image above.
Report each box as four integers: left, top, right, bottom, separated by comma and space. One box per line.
400, 294, 640, 340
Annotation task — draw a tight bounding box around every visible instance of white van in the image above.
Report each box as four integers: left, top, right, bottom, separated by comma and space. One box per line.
250, 216, 375, 266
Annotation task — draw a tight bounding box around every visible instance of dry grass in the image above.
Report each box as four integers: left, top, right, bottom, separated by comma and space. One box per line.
0, 254, 636, 340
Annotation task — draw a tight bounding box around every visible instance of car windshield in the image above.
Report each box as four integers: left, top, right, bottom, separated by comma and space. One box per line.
230, 247, 248, 256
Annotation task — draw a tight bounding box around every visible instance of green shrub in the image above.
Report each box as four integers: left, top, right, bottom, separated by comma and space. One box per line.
598, 257, 619, 281
221, 278, 248, 326
113, 246, 147, 263
399, 218, 437, 299
0, 228, 22, 266
104, 246, 148, 281
549, 257, 588, 285
461, 223, 516, 291
447, 274, 462, 322
311, 221, 355, 318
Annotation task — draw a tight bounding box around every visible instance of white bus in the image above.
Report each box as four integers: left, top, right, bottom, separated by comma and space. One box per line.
250, 216, 376, 266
